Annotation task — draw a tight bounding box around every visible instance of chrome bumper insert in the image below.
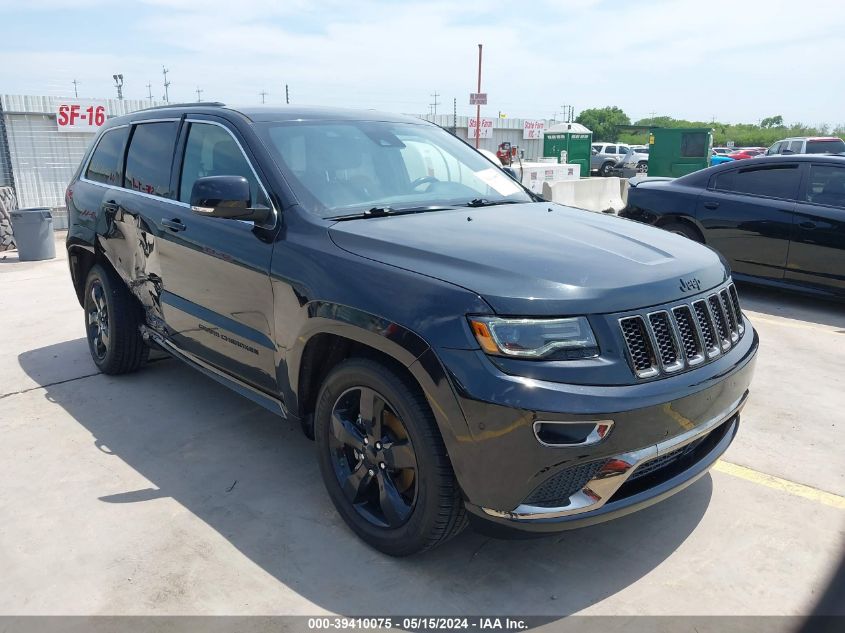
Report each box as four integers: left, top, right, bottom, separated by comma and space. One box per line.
481, 392, 747, 521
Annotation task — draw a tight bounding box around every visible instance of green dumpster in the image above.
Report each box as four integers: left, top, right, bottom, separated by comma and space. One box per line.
543, 123, 593, 178
647, 127, 713, 177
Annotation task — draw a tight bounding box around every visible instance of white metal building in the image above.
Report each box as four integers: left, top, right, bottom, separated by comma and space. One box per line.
0, 95, 558, 228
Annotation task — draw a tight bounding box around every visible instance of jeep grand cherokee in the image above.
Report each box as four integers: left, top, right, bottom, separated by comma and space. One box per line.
66, 104, 758, 555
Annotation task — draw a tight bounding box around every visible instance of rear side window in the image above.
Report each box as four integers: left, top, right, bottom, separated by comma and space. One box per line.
85, 127, 129, 185
124, 122, 179, 198
715, 165, 800, 200
178, 122, 266, 206
604, 145, 616, 154
805, 165, 845, 208
805, 139, 845, 154
788, 140, 803, 153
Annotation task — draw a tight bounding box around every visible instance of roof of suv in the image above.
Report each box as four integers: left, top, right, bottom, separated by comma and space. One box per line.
125, 103, 423, 125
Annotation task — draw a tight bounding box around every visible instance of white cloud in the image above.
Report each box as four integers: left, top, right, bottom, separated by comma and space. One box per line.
1, 0, 844, 125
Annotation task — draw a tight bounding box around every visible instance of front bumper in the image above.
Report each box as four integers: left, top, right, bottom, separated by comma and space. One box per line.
434, 320, 758, 533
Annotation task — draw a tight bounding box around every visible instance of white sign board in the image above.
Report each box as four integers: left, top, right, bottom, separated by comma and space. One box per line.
467, 117, 494, 139
523, 120, 546, 140
469, 93, 488, 105
56, 100, 108, 133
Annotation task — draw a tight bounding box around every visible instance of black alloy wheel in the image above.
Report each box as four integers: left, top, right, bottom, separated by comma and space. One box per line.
315, 358, 466, 556
86, 279, 110, 361
328, 386, 418, 528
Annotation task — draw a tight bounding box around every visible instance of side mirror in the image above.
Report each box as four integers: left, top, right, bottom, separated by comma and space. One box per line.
190, 176, 271, 223
502, 167, 519, 180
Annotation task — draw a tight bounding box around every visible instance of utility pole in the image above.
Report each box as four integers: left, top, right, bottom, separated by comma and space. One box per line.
72, 79, 79, 98
162, 66, 171, 103
452, 97, 457, 134
285, 84, 290, 104
648, 111, 656, 121
475, 44, 483, 149
430, 91, 440, 117
196, 87, 203, 102
146, 83, 153, 104
112, 74, 124, 100
259, 90, 268, 104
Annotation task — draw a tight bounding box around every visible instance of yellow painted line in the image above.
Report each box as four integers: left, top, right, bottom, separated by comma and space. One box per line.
714, 460, 845, 510
745, 313, 842, 334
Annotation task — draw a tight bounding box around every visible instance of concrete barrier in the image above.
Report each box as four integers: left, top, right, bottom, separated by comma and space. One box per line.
542, 177, 628, 214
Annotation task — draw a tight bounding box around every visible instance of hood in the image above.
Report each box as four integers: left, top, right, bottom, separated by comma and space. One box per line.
328, 203, 727, 315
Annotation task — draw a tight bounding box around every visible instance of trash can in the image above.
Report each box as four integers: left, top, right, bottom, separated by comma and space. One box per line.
9, 207, 56, 261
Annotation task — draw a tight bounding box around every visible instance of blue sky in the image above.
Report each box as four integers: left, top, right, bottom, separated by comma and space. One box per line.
1, 0, 843, 126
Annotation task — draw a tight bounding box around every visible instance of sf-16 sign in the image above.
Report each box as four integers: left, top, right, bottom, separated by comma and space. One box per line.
56, 100, 108, 133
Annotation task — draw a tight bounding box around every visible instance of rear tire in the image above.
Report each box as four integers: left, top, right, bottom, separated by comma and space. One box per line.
636, 161, 648, 174
599, 161, 614, 177
663, 221, 703, 243
315, 358, 466, 556
83, 264, 149, 374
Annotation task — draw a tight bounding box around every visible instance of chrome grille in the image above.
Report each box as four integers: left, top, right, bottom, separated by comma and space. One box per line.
672, 305, 704, 365
648, 311, 683, 372
620, 316, 657, 378
619, 282, 745, 379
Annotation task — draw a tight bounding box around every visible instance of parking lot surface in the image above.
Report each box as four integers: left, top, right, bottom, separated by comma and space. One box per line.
1, 235, 843, 617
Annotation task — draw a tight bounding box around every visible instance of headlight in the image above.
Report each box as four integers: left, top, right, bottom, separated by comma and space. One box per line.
468, 316, 599, 360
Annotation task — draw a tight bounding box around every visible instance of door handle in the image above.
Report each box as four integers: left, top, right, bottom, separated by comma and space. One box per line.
703, 202, 720, 210
799, 221, 817, 230
162, 218, 186, 232
102, 201, 119, 213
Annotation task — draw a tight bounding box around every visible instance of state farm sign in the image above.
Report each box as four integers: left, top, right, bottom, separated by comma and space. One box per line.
56, 100, 107, 133
467, 117, 494, 139
522, 120, 546, 140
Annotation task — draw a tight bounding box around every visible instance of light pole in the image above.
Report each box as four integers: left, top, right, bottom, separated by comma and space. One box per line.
112, 74, 124, 100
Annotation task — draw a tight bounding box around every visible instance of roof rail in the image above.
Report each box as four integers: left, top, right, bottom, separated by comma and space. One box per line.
140, 101, 225, 111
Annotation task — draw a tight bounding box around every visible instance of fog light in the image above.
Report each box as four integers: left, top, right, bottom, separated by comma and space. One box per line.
533, 420, 614, 447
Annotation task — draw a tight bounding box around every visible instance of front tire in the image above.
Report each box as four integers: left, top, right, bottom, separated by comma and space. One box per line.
599, 161, 614, 177
83, 264, 148, 374
315, 358, 466, 556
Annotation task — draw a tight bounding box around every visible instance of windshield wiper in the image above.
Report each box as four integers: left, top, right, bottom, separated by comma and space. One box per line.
463, 198, 522, 208
329, 205, 456, 221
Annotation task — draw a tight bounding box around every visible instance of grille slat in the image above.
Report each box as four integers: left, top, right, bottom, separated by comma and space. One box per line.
707, 294, 730, 348
648, 311, 681, 371
620, 316, 658, 377
672, 305, 703, 364
619, 283, 745, 379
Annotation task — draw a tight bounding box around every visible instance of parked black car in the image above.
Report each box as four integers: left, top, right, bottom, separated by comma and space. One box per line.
621, 155, 845, 297
66, 104, 758, 555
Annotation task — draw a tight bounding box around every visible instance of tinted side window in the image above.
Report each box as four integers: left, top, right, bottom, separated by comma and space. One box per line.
715, 165, 799, 199
85, 127, 129, 185
788, 140, 803, 153
604, 145, 616, 154
179, 123, 265, 205
806, 139, 845, 154
680, 132, 708, 157
805, 165, 845, 208
124, 122, 179, 197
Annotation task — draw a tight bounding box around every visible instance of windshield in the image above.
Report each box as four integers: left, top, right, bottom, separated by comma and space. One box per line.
255, 120, 533, 217
806, 139, 845, 154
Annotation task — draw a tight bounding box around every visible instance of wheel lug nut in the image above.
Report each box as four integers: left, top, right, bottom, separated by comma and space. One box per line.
375, 442, 382, 450
367, 468, 375, 476
379, 462, 386, 470
363, 437, 369, 445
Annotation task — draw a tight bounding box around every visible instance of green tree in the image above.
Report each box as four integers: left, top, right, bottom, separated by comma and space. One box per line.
575, 106, 631, 141
760, 115, 784, 128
